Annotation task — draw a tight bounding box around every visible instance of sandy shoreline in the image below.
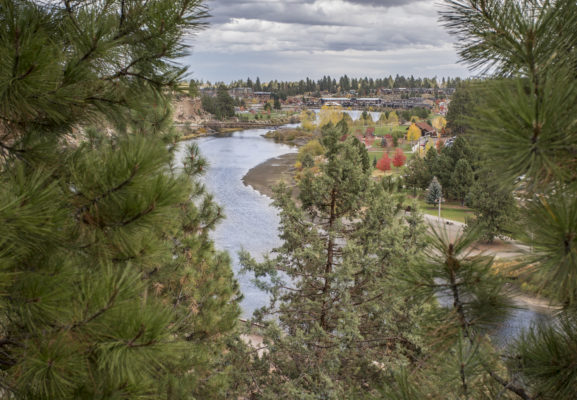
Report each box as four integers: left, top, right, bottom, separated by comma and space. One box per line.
242, 153, 298, 199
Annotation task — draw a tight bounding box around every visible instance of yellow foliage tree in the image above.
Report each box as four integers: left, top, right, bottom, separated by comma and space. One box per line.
318, 105, 343, 127
387, 111, 399, 126
423, 139, 434, 156
300, 110, 317, 131
378, 112, 388, 125
297, 140, 325, 162
407, 123, 421, 143
432, 116, 447, 131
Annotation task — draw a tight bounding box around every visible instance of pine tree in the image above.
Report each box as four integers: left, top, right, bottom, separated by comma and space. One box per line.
391, 0, 577, 398
240, 126, 426, 398
0, 1, 241, 398
466, 171, 517, 243
426, 176, 442, 205
450, 158, 474, 205
389, 226, 524, 399
404, 155, 431, 195
273, 95, 281, 110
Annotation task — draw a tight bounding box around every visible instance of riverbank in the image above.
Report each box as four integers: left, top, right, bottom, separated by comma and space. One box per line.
176, 116, 301, 141
242, 153, 298, 199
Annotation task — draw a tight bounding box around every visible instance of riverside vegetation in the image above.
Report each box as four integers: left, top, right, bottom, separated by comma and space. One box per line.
0, 0, 576, 399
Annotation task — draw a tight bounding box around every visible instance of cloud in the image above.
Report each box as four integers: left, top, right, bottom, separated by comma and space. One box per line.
182, 0, 470, 81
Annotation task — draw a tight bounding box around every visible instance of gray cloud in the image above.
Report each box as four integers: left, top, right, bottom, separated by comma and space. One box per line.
205, 0, 423, 25
343, 0, 422, 6
182, 0, 470, 81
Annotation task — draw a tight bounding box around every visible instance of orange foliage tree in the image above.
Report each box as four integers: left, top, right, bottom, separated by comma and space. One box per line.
376, 152, 391, 171
392, 148, 406, 168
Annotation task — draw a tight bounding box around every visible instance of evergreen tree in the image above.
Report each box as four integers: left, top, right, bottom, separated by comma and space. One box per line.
215, 84, 235, 119
189, 80, 200, 97
445, 81, 481, 136
466, 171, 517, 242
426, 177, 442, 205
335, 116, 350, 136
240, 126, 426, 398
404, 155, 431, 195
445, 135, 475, 169
390, 226, 521, 399
450, 159, 474, 205
431, 153, 454, 197
273, 95, 281, 110
0, 1, 241, 398
390, 0, 577, 398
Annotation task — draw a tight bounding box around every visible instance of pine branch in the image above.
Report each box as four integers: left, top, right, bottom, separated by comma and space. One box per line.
75, 164, 139, 219
70, 287, 119, 330
113, 202, 156, 227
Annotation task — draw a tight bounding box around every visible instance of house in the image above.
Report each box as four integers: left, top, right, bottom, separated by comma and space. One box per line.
414, 121, 436, 136
229, 87, 253, 98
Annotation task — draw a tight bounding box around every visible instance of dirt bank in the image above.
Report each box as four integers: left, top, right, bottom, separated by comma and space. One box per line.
242, 153, 298, 199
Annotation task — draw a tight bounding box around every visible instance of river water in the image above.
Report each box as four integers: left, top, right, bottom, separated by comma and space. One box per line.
175, 126, 297, 316
175, 124, 550, 345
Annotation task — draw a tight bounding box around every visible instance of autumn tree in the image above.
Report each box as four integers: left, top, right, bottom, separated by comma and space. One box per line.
432, 116, 447, 132
407, 123, 421, 144
392, 147, 407, 168
376, 152, 392, 171
0, 1, 241, 398
387, 110, 399, 126
240, 126, 426, 398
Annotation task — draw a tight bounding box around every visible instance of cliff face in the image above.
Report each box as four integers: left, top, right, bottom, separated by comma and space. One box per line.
172, 96, 210, 124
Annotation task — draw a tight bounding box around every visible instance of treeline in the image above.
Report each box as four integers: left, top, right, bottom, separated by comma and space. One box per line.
197, 74, 463, 97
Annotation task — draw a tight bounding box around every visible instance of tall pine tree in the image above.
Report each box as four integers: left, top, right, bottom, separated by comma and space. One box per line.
387, 0, 577, 398
0, 1, 241, 398
240, 125, 427, 398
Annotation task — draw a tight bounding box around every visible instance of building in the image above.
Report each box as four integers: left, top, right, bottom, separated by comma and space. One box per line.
320, 97, 352, 106
253, 91, 272, 101
229, 87, 253, 98
415, 122, 436, 136
355, 98, 382, 106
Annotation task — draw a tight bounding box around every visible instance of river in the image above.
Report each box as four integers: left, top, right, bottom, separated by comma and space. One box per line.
174, 126, 297, 316
175, 124, 550, 345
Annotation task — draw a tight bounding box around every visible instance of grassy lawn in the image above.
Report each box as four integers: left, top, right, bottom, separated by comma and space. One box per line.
415, 199, 474, 223
351, 124, 408, 136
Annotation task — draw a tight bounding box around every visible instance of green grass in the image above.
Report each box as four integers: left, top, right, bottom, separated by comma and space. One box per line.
415, 199, 474, 223
351, 124, 408, 137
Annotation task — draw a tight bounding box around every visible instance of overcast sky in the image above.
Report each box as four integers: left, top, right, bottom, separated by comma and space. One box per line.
180, 0, 472, 83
